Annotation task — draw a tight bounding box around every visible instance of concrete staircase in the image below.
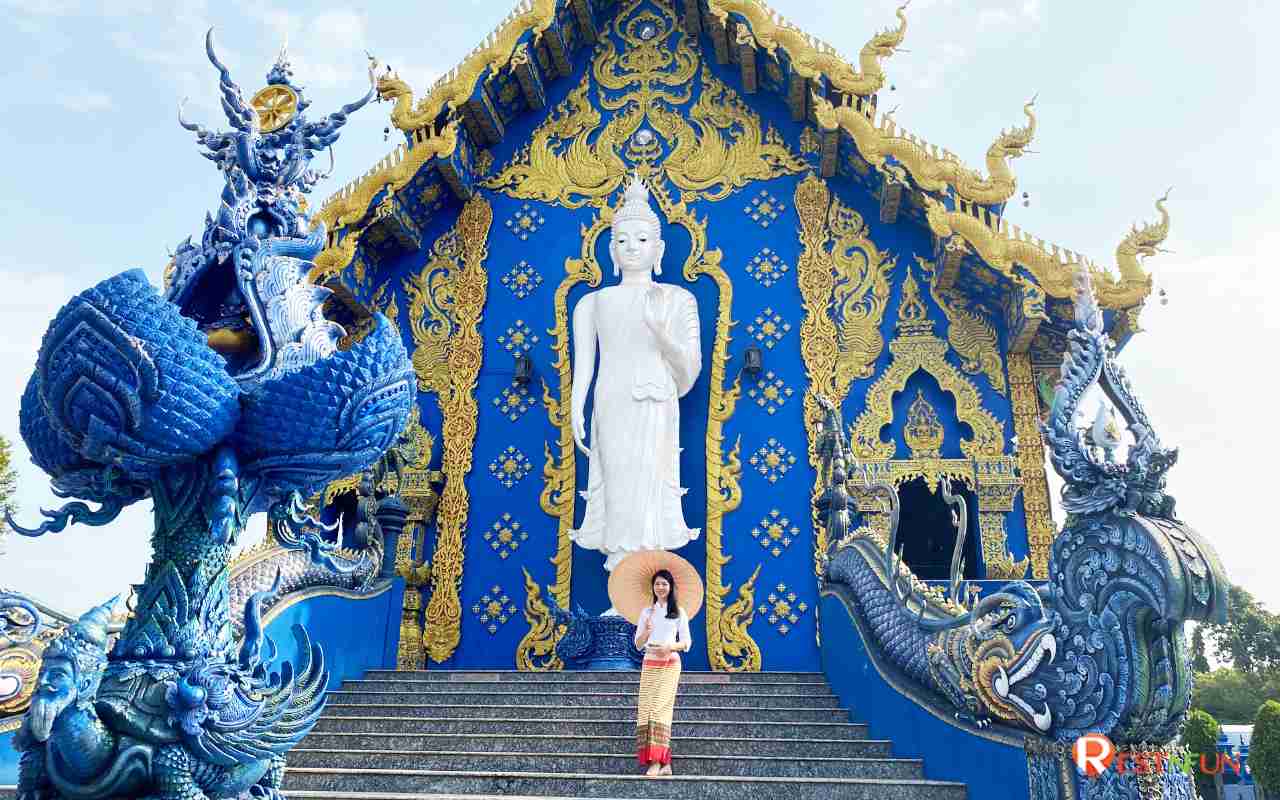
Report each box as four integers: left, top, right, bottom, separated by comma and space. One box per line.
281, 669, 968, 800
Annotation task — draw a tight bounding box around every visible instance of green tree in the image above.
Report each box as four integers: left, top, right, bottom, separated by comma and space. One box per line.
1183, 708, 1221, 800
1253, 700, 1280, 794
1202, 584, 1280, 675
0, 434, 17, 556
1194, 668, 1280, 725
1192, 625, 1211, 674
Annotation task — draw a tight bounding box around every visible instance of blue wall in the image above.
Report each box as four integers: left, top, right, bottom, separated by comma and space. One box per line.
0, 729, 15, 786
262, 583, 401, 689
820, 592, 1030, 797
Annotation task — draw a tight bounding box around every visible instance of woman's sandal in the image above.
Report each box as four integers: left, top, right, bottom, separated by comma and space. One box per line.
659, 765, 673, 776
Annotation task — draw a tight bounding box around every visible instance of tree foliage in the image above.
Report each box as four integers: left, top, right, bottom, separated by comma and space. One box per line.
0, 434, 16, 556
1183, 709, 1221, 800
1193, 668, 1280, 725
1192, 625, 1211, 674
1254, 700, 1280, 793
1201, 584, 1280, 675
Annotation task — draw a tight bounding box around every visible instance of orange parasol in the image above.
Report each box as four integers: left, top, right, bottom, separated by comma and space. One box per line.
607, 550, 704, 625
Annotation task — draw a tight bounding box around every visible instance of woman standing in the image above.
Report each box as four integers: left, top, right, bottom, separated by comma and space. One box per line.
632, 568, 691, 777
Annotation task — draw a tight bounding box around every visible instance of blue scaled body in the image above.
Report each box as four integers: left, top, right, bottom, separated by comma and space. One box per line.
8, 33, 412, 800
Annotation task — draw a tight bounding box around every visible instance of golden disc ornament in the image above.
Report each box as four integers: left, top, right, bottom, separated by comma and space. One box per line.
250, 84, 298, 132
608, 550, 704, 624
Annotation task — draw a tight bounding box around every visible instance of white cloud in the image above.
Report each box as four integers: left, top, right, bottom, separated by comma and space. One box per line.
57, 89, 113, 113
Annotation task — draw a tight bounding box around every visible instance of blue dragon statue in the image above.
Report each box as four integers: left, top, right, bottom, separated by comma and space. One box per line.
6, 34, 413, 800
819, 266, 1228, 794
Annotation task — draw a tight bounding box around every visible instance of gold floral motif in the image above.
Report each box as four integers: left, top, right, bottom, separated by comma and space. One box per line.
918, 256, 1006, 393
485, 1, 805, 210
403, 230, 465, 395
660, 69, 807, 201
1008, 354, 1056, 579
793, 174, 841, 579
922, 191, 1170, 311
830, 198, 895, 388
812, 94, 1036, 206
483, 80, 628, 208
706, 1, 908, 98
422, 195, 492, 664
848, 263, 1004, 462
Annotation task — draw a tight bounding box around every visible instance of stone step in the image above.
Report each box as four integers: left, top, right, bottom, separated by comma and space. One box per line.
322, 703, 846, 723
301, 732, 894, 759
363, 670, 827, 684
288, 749, 924, 780
326, 690, 842, 709
288, 794, 650, 800
310, 715, 870, 740
282, 769, 966, 800
342, 678, 838, 697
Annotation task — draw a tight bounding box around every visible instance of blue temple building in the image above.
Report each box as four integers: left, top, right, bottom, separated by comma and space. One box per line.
0, 1, 1231, 799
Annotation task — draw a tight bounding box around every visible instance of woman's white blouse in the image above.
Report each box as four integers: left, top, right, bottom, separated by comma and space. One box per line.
636, 604, 692, 650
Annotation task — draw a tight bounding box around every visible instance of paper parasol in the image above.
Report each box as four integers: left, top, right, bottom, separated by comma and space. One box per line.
607, 550, 704, 624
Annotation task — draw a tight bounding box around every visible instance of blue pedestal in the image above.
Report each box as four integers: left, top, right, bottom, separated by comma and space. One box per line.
556, 614, 644, 671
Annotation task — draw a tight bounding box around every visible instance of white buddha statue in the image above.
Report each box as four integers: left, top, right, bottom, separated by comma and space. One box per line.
570, 176, 702, 571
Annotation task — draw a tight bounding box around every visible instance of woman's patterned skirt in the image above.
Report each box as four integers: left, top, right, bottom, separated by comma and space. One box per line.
636, 652, 681, 765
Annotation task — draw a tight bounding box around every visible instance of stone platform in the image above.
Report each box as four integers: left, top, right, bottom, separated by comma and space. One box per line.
280, 669, 967, 800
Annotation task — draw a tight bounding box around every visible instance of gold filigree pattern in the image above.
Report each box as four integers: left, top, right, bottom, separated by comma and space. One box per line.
422, 195, 493, 664
830, 197, 895, 387
1008, 353, 1056, 579
403, 229, 465, 396
485, 1, 805, 210
919, 256, 1007, 394
848, 263, 1004, 462
793, 174, 841, 578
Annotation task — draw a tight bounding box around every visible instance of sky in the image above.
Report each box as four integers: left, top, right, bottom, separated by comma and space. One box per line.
0, 0, 1276, 622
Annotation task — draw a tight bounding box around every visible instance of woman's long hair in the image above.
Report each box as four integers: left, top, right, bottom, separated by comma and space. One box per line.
652, 569, 679, 620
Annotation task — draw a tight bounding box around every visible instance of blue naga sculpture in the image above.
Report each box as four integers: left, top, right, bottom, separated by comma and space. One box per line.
7, 34, 413, 800
819, 266, 1228, 754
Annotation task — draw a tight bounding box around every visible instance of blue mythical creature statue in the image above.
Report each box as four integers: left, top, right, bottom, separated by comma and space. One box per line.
6, 33, 413, 800
820, 266, 1228, 758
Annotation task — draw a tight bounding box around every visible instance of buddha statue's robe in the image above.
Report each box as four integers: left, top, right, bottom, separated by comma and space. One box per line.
570, 282, 701, 570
